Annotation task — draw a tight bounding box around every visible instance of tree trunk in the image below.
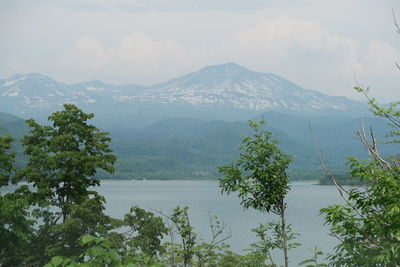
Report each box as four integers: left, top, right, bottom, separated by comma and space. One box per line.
280, 201, 289, 267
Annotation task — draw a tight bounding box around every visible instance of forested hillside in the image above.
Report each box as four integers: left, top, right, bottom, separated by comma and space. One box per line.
1, 110, 394, 180
0, 112, 28, 169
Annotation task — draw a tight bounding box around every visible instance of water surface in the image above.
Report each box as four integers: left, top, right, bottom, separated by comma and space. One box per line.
97, 180, 342, 264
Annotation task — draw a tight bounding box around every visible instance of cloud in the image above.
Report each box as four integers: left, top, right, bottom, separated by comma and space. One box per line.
109, 33, 186, 63
362, 40, 400, 75
60, 33, 208, 84
105, 33, 203, 82
207, 17, 400, 102
206, 17, 363, 97
3, 0, 398, 103
51, 0, 296, 12
64, 37, 107, 70
355, 40, 400, 100
57, 16, 400, 102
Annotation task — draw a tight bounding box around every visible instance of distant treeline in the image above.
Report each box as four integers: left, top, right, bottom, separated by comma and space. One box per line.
0, 111, 395, 181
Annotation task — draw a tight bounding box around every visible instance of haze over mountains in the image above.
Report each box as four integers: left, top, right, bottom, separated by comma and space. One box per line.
1, 63, 392, 180
0, 63, 366, 126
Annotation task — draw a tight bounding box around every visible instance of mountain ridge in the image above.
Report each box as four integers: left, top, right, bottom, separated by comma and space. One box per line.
0, 63, 366, 122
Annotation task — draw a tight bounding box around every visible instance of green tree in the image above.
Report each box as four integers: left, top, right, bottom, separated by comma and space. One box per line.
122, 206, 168, 256
321, 87, 400, 266
18, 104, 116, 222
169, 206, 197, 267
16, 104, 117, 264
0, 136, 34, 266
218, 120, 293, 267
45, 235, 163, 267
36, 194, 119, 260
298, 247, 327, 267
45, 206, 170, 267
0, 136, 15, 186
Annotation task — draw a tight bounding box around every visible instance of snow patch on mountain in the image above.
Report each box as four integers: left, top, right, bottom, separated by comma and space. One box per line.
0, 63, 363, 115
2, 75, 28, 87
86, 86, 105, 92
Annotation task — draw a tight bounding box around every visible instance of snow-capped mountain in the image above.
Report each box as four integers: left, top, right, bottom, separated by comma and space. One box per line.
137, 63, 358, 111
0, 73, 108, 107
0, 63, 363, 120
0, 73, 143, 116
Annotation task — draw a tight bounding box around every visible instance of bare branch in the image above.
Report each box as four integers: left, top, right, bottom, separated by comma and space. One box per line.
308, 121, 378, 225
204, 211, 231, 256
369, 125, 377, 151
393, 8, 400, 34
354, 124, 393, 171
352, 68, 361, 88
308, 121, 350, 198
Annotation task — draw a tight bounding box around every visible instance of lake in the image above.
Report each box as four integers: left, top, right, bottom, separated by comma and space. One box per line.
96, 180, 343, 265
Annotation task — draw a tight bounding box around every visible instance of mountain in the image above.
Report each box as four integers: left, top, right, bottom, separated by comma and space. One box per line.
0, 112, 27, 138
0, 63, 379, 180
105, 114, 397, 180
106, 118, 319, 180
138, 63, 361, 112
0, 112, 29, 169
0, 64, 366, 125
0, 110, 396, 181
0, 112, 22, 124
0, 73, 143, 119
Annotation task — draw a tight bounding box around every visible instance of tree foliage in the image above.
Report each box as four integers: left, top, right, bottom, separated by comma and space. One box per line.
5, 97, 400, 266
9, 104, 118, 265
219, 120, 291, 213
218, 120, 294, 267
321, 88, 400, 266
122, 206, 168, 256
0, 190, 34, 266
18, 104, 116, 221
0, 136, 15, 186
0, 136, 34, 266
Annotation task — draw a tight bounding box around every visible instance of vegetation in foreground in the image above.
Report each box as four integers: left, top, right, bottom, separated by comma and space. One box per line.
0, 84, 399, 266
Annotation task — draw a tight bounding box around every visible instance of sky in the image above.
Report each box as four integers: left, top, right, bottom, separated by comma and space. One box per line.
0, 0, 399, 102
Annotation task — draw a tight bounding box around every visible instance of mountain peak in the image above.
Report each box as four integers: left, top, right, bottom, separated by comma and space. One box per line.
199, 63, 251, 75
1, 73, 59, 89
0, 64, 364, 117
11, 72, 54, 81
142, 63, 362, 112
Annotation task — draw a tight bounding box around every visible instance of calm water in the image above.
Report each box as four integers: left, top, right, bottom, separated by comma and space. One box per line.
96, 180, 343, 264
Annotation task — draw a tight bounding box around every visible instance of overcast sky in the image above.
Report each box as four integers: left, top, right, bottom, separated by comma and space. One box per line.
1, 0, 399, 102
